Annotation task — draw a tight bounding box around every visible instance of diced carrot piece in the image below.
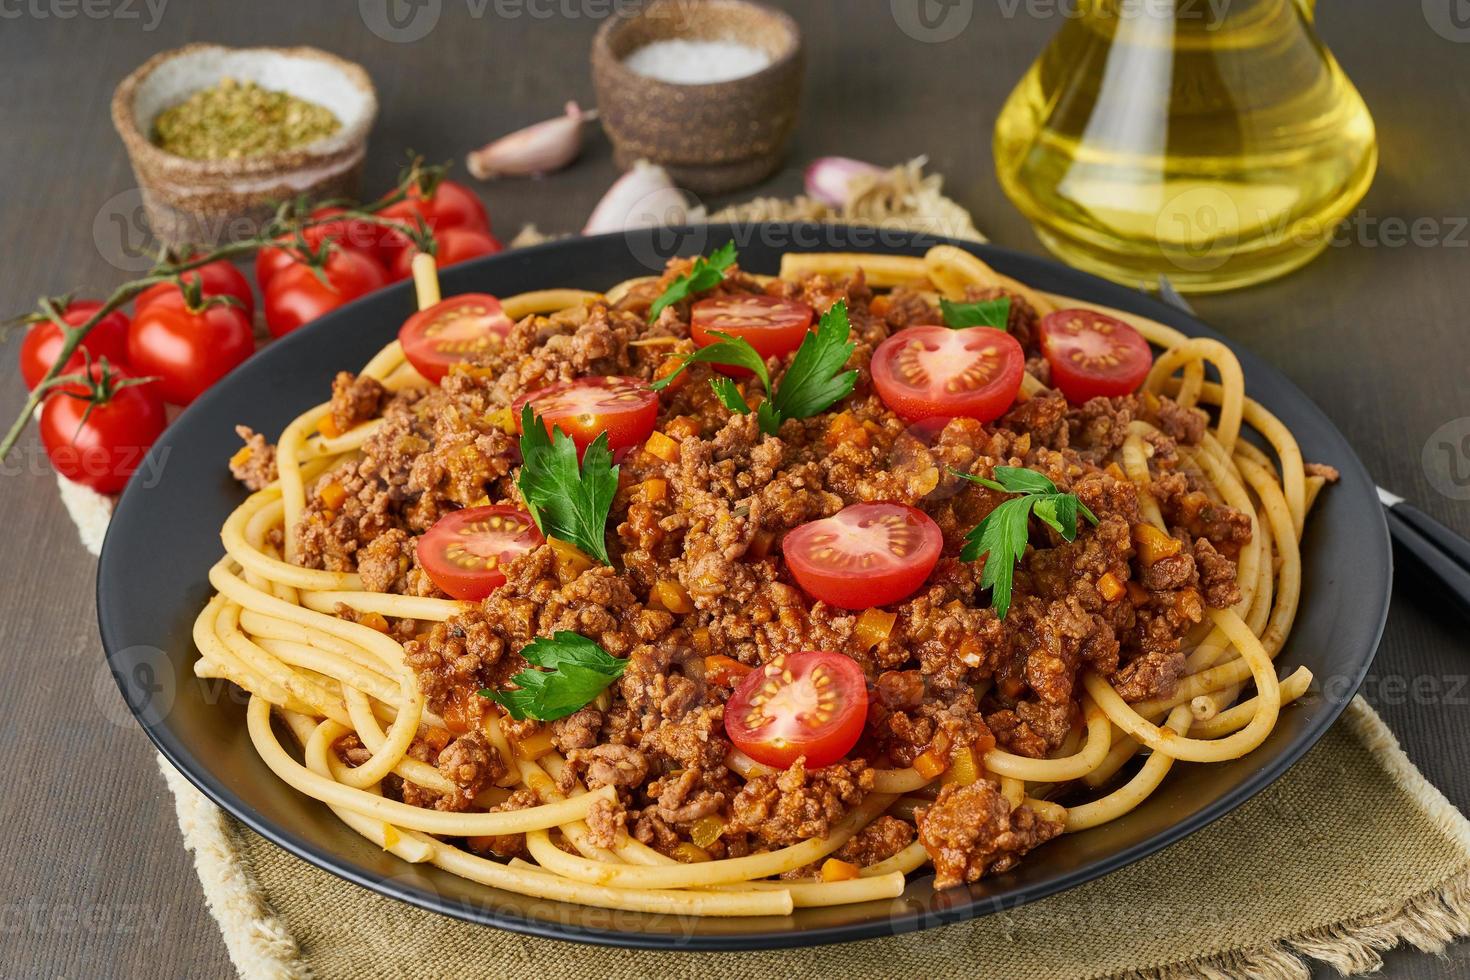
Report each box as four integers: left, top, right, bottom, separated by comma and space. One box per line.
655, 355, 687, 392
644, 430, 679, 462
548, 537, 594, 585
854, 608, 897, 649
359, 611, 389, 633
516, 728, 556, 760
1104, 461, 1126, 481
666, 416, 702, 441
913, 750, 948, 780
320, 482, 348, 510
642, 478, 668, 504
652, 579, 694, 614
704, 654, 752, 686
821, 858, 861, 882
1131, 523, 1182, 564
671, 842, 711, 864
1097, 571, 1126, 601
229, 445, 252, 468
318, 414, 341, 439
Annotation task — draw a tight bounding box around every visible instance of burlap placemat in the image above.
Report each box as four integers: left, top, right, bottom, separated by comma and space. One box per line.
65, 164, 1469, 977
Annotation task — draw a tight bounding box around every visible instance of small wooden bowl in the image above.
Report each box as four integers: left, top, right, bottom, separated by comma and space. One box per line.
112, 44, 377, 248
591, 0, 804, 195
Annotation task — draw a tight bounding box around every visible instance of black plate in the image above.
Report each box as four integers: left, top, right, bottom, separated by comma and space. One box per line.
97, 225, 1391, 950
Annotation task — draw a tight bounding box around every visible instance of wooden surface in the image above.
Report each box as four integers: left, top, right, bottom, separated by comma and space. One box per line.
1, 2, 1467, 976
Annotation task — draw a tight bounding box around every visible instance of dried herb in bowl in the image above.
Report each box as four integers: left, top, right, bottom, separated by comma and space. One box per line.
151, 77, 341, 160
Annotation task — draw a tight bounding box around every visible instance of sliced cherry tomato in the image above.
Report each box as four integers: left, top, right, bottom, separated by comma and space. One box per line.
39, 362, 165, 494
399, 294, 514, 384
255, 207, 383, 291
18, 300, 131, 389
1038, 308, 1154, 403
135, 258, 255, 323
263, 248, 387, 338
127, 294, 254, 405
782, 502, 943, 610
512, 376, 659, 457
724, 651, 869, 769
417, 505, 543, 600
871, 325, 1024, 423
389, 226, 503, 281
690, 295, 814, 376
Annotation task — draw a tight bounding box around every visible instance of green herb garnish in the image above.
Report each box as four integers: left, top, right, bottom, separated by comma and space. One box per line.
653, 300, 857, 436
955, 465, 1099, 618
647, 241, 738, 322
480, 631, 626, 721
516, 405, 618, 564
941, 296, 1012, 330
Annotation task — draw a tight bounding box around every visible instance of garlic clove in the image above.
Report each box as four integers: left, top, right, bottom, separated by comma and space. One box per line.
804, 156, 885, 208
466, 101, 597, 181
583, 161, 704, 235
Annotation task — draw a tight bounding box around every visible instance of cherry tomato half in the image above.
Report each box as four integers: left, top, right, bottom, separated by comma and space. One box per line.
18, 300, 131, 390
127, 294, 254, 405
399, 294, 514, 384
389, 226, 503, 282
136, 259, 255, 323
690, 295, 814, 376
871, 325, 1025, 424
512, 376, 659, 457
417, 505, 543, 600
725, 651, 869, 769
1038, 309, 1154, 403
39, 363, 165, 495
263, 248, 387, 338
782, 502, 943, 610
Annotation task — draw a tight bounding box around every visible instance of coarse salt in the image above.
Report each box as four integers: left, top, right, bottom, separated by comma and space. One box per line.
622, 39, 772, 85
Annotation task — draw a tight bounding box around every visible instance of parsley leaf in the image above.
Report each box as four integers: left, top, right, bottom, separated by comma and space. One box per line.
765, 300, 857, 431
941, 296, 1012, 330
650, 329, 770, 393
954, 465, 1099, 618
516, 405, 618, 564
647, 241, 737, 322
709, 376, 751, 415
480, 631, 626, 721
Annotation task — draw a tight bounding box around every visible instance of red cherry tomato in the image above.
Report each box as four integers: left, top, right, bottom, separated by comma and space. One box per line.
376, 179, 490, 267
39, 363, 165, 494
398, 294, 514, 384
690, 295, 815, 376
389, 226, 503, 282
417, 506, 543, 600
18, 300, 131, 389
724, 651, 869, 769
782, 502, 943, 610
263, 248, 387, 338
512, 376, 659, 457
1038, 309, 1154, 403
871, 325, 1025, 424
136, 258, 255, 323
255, 207, 384, 292
127, 294, 254, 406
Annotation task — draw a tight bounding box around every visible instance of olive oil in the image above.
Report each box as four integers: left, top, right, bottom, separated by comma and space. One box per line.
994, 0, 1376, 293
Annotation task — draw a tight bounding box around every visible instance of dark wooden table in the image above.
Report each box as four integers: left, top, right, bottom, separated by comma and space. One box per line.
1, 1, 1466, 976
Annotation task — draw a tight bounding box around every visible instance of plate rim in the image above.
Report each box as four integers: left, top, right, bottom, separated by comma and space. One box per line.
97, 223, 1391, 950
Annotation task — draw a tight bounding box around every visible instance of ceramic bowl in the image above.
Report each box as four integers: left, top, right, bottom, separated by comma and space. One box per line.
591, 0, 803, 194
111, 44, 377, 248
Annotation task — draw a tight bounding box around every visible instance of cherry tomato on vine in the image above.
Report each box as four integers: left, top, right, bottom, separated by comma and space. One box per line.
388, 226, 503, 282
127, 294, 254, 405
135, 258, 255, 323
417, 506, 543, 600
255, 207, 384, 292
690, 295, 814, 376
39, 362, 165, 494
263, 248, 387, 338
725, 651, 869, 769
512, 376, 659, 457
782, 502, 943, 610
871, 325, 1025, 424
377, 179, 490, 267
18, 300, 130, 390
1038, 309, 1154, 403
399, 294, 514, 384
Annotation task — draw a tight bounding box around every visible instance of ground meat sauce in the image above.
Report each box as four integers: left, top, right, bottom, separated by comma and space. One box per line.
236, 259, 1258, 885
